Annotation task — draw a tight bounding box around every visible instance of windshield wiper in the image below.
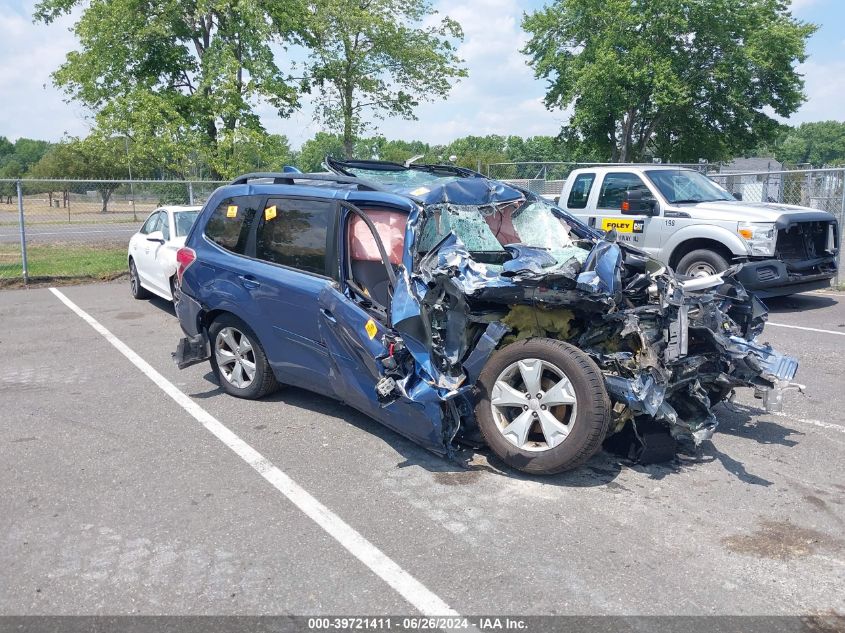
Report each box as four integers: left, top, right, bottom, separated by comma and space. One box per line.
670, 198, 704, 204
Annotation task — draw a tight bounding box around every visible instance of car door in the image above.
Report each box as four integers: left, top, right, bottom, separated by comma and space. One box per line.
594, 172, 661, 255
245, 196, 338, 392
316, 203, 447, 451
132, 210, 164, 288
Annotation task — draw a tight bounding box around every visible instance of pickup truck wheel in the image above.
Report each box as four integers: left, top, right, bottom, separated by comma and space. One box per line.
676, 249, 729, 278
209, 314, 278, 399
475, 338, 611, 475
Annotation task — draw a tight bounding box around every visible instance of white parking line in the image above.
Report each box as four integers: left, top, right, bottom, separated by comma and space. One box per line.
49, 286, 458, 617
773, 412, 845, 434
766, 322, 845, 337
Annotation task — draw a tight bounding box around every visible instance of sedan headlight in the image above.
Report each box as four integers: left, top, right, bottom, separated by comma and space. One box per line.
737, 222, 777, 256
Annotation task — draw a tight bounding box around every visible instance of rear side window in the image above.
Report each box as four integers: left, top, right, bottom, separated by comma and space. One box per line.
567, 173, 595, 209
256, 198, 333, 275
597, 173, 650, 209
204, 197, 259, 255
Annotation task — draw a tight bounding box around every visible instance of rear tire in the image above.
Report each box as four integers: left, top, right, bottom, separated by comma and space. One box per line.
676, 249, 729, 278
129, 258, 150, 300
170, 276, 181, 309
209, 314, 279, 399
475, 338, 611, 474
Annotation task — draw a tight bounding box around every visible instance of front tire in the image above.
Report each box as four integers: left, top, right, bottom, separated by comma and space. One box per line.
676, 249, 729, 278
475, 338, 611, 475
209, 314, 279, 399
129, 258, 150, 299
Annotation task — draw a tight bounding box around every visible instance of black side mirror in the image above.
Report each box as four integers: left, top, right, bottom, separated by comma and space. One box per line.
733, 192, 743, 201
621, 190, 657, 216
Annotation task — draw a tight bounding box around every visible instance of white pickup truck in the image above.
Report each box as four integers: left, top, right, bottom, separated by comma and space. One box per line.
556, 165, 839, 297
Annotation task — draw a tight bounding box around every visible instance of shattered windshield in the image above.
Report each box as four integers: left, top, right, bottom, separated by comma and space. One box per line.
645, 169, 735, 203
418, 198, 589, 265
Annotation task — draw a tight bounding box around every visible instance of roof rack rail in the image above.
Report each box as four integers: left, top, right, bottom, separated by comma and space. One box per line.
229, 171, 386, 192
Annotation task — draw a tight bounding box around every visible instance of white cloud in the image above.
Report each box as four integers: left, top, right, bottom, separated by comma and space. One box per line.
790, 0, 822, 12
267, 0, 566, 147
0, 3, 90, 141
2, 0, 839, 149
784, 60, 845, 123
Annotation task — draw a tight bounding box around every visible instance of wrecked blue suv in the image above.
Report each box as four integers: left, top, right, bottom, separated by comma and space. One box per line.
172, 158, 800, 474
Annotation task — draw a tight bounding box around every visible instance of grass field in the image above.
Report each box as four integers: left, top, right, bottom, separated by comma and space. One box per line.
0, 244, 126, 282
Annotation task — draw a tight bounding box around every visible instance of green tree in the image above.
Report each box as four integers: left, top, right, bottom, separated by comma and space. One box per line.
296, 0, 466, 157
776, 121, 845, 167
297, 132, 347, 172
522, 0, 816, 163
0, 137, 14, 162
34, 0, 304, 178
29, 137, 151, 212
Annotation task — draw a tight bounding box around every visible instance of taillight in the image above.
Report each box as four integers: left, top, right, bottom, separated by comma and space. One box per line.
176, 247, 196, 283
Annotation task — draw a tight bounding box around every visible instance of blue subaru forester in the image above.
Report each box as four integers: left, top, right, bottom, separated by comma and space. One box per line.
172, 158, 798, 474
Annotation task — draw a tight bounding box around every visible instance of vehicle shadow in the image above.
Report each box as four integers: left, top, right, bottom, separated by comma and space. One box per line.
713, 401, 805, 447
763, 293, 837, 314
189, 372, 623, 488
185, 370, 787, 489
147, 294, 177, 317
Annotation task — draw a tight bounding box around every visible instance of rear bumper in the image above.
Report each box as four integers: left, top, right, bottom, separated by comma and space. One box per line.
172, 292, 210, 368
735, 258, 835, 297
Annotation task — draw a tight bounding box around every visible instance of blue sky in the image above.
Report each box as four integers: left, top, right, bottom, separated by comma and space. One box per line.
0, 0, 842, 148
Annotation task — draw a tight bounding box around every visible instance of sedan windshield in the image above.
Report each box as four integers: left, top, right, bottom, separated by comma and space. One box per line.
174, 210, 200, 237
645, 169, 734, 203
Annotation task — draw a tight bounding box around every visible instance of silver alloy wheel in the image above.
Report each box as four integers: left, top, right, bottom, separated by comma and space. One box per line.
170, 278, 181, 309
130, 261, 139, 294
489, 358, 578, 452
215, 326, 256, 389
685, 261, 718, 277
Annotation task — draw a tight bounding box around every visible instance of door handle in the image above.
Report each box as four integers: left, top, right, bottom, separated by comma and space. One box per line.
238, 274, 260, 289
320, 308, 337, 324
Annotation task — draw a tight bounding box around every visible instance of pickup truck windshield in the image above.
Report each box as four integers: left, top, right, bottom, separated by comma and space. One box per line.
645, 169, 735, 204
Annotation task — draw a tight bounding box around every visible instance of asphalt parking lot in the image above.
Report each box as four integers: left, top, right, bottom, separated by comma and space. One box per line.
1, 281, 844, 617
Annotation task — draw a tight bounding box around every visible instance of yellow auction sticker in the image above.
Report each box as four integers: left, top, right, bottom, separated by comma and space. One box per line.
264, 205, 277, 221
601, 217, 644, 233
226, 205, 238, 218
365, 318, 378, 340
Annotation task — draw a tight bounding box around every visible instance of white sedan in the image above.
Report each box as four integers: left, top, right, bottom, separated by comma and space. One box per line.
127, 205, 201, 304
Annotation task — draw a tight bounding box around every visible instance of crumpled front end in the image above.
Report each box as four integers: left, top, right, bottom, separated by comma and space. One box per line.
385, 192, 799, 456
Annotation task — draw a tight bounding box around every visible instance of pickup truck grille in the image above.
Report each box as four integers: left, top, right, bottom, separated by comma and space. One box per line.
775, 221, 831, 261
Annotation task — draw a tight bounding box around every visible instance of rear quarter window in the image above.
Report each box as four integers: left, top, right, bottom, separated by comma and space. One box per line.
204, 196, 260, 255
567, 173, 595, 209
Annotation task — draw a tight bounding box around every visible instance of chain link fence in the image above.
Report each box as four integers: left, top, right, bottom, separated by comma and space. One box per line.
1, 169, 843, 285
0, 179, 225, 285
486, 161, 711, 196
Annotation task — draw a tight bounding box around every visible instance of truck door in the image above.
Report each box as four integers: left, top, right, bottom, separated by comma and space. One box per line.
594, 172, 661, 256
562, 172, 597, 226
